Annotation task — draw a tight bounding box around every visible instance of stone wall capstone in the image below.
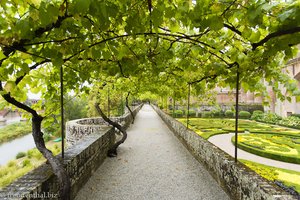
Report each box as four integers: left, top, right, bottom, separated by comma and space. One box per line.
152, 105, 297, 200
66, 105, 143, 146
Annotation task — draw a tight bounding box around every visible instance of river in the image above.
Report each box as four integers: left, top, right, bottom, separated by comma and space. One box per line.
0, 133, 35, 166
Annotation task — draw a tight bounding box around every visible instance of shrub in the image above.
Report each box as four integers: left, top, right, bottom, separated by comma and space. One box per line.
251, 110, 264, 120
201, 111, 212, 118
7, 161, 16, 167
187, 110, 196, 117
212, 110, 222, 118
239, 111, 251, 119
22, 159, 31, 167
43, 133, 52, 142
27, 148, 42, 159
261, 113, 282, 124
278, 116, 300, 129
16, 152, 26, 159
174, 110, 183, 118
291, 114, 300, 118
225, 110, 234, 118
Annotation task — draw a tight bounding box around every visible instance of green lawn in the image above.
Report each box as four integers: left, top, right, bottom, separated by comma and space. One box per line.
240, 159, 300, 194
0, 122, 32, 143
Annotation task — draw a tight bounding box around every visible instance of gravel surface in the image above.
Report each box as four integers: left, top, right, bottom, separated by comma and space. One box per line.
209, 133, 300, 172
75, 105, 230, 200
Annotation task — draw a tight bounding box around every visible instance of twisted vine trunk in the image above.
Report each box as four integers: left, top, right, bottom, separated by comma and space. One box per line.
125, 92, 135, 124
1, 92, 70, 199
95, 103, 127, 157
32, 115, 71, 200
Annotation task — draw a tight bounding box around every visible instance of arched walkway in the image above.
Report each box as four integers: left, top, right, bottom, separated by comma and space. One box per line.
75, 105, 230, 200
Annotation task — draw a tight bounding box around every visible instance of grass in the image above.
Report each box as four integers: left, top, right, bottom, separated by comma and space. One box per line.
240, 159, 300, 194
0, 142, 61, 188
0, 122, 32, 143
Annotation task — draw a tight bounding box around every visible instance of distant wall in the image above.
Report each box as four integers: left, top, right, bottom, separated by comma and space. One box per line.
66, 105, 143, 146
0, 105, 143, 200
152, 105, 296, 200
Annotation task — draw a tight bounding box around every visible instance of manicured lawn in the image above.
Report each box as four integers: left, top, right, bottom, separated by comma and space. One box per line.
0, 122, 32, 143
177, 118, 300, 163
233, 134, 300, 164
240, 159, 300, 194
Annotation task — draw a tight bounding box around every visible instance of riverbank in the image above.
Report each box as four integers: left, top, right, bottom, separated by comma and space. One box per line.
0, 142, 61, 188
0, 122, 31, 144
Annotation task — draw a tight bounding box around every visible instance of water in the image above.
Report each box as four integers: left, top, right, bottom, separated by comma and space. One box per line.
0, 133, 35, 166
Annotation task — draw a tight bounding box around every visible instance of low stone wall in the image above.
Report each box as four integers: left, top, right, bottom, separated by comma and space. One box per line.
66, 104, 143, 145
152, 105, 296, 200
0, 128, 115, 200
0, 105, 143, 200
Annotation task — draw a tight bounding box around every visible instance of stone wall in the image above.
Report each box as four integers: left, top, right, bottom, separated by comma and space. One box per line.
66, 105, 143, 146
0, 105, 143, 200
152, 105, 296, 200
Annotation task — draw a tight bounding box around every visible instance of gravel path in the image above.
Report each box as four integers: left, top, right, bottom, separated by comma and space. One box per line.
209, 133, 300, 172
75, 105, 230, 200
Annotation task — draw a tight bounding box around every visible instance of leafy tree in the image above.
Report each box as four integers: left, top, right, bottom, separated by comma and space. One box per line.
1, 0, 300, 198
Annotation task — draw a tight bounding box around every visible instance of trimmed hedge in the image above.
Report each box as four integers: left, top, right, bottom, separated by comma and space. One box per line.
201, 111, 212, 118
225, 110, 234, 118
211, 110, 223, 118
174, 110, 183, 118
231, 136, 300, 164
186, 110, 196, 117
251, 110, 264, 121
277, 116, 300, 129
239, 111, 251, 119
16, 152, 26, 159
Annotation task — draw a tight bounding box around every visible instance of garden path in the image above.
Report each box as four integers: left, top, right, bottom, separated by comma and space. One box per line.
75, 105, 230, 200
209, 133, 300, 172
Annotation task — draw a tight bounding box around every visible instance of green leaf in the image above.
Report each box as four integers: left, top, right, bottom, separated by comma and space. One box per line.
0, 51, 6, 60
74, 0, 91, 13
4, 81, 16, 93
52, 52, 64, 67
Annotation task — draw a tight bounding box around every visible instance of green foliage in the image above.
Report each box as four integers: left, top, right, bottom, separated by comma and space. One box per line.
201, 111, 212, 118
255, 113, 282, 124
0, 143, 61, 188
291, 114, 300, 118
186, 110, 196, 117
22, 159, 31, 167
1, 0, 300, 183
43, 133, 52, 142
174, 110, 183, 118
211, 110, 223, 118
240, 160, 300, 194
0, 122, 32, 143
241, 160, 279, 181
251, 110, 264, 120
233, 134, 300, 164
16, 152, 26, 159
225, 110, 234, 118
65, 96, 88, 121
239, 111, 251, 119
277, 116, 300, 129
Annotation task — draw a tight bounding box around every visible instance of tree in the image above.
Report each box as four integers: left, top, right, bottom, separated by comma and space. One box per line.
1, 0, 300, 198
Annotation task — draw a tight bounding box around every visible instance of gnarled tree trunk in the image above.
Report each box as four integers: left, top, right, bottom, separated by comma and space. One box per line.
125, 92, 135, 124
95, 103, 127, 157
1, 92, 71, 199
32, 115, 71, 199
